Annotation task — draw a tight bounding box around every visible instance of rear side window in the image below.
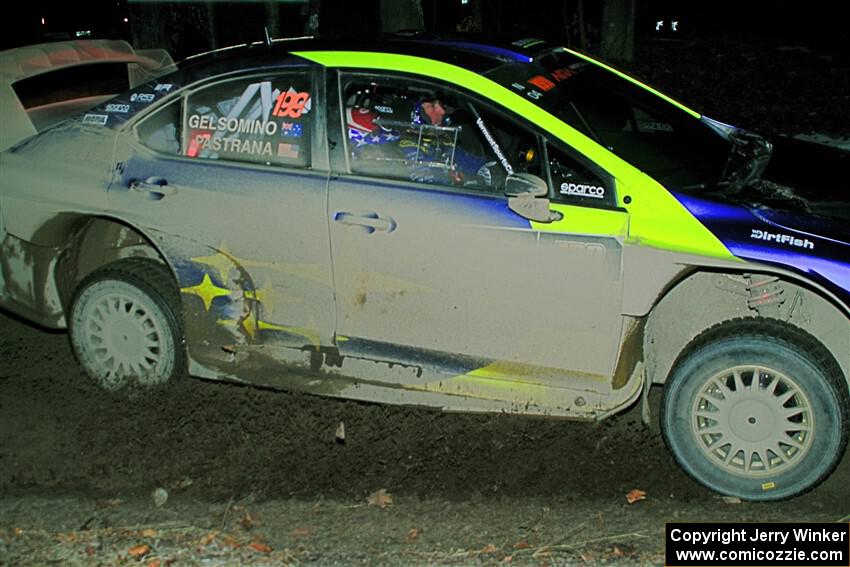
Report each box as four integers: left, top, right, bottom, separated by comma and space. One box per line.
136, 72, 313, 169
183, 73, 312, 168
136, 99, 181, 154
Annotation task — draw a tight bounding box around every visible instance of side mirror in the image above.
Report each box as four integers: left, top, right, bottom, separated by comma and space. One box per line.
505, 173, 561, 223
504, 173, 548, 197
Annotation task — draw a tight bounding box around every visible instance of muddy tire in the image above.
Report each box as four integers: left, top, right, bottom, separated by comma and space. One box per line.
69, 258, 185, 390
661, 319, 849, 501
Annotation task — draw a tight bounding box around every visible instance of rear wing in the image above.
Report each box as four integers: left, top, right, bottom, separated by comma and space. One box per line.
0, 40, 175, 151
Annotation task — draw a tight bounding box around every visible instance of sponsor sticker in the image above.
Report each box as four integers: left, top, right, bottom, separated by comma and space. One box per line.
192, 134, 273, 157
512, 38, 545, 48
475, 117, 513, 175
637, 120, 674, 132
273, 89, 311, 119
82, 113, 109, 125
528, 75, 556, 92
560, 182, 605, 199
154, 83, 174, 92
277, 142, 300, 159
279, 122, 303, 138
750, 229, 814, 250
105, 103, 130, 113
188, 114, 279, 136
551, 67, 577, 82
130, 93, 156, 103
374, 105, 393, 114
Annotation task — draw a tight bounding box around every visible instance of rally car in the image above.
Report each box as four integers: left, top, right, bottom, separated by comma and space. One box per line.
1, 36, 848, 501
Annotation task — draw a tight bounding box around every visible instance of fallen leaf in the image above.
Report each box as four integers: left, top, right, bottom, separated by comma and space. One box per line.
128, 544, 151, 559
336, 421, 346, 443
147, 559, 162, 567
513, 540, 532, 550
608, 544, 625, 558
406, 527, 422, 543
249, 541, 272, 554
718, 495, 742, 504
139, 528, 158, 538
480, 543, 498, 554
367, 488, 393, 509
626, 488, 647, 504
502, 555, 513, 563
199, 531, 218, 546
171, 478, 193, 490
221, 534, 242, 549
604, 542, 638, 560
13, 528, 23, 537
240, 510, 259, 530
291, 527, 311, 538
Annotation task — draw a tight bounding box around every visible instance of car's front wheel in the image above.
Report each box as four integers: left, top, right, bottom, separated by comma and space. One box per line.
661, 319, 849, 501
69, 258, 185, 390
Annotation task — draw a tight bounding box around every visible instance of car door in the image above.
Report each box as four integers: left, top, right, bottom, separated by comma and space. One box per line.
107, 68, 335, 377
326, 71, 628, 390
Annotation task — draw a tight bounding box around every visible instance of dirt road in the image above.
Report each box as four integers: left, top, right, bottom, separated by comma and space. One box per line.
1, 309, 848, 566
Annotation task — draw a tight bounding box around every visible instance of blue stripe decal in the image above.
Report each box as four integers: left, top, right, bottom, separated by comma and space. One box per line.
672, 192, 850, 303
437, 41, 533, 63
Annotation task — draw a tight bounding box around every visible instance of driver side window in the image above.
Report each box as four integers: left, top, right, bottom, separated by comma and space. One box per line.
340, 75, 540, 193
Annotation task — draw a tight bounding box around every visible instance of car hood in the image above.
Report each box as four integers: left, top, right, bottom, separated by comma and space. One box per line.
751, 205, 849, 246
672, 191, 850, 305
758, 135, 850, 225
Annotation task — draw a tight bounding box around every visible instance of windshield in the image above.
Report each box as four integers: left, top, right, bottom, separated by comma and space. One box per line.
486, 49, 732, 190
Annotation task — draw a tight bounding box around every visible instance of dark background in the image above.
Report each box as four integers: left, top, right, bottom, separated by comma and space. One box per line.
2, 0, 848, 61
4, 0, 846, 138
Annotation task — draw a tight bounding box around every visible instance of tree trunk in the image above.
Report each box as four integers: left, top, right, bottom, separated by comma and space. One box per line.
601, 0, 635, 62
265, 2, 281, 40
453, 0, 485, 33
303, 0, 321, 36
379, 0, 424, 33
578, 0, 587, 51
128, 3, 216, 60
128, 3, 170, 51
204, 3, 217, 51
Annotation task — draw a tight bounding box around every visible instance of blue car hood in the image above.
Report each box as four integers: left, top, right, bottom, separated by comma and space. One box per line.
673, 192, 850, 304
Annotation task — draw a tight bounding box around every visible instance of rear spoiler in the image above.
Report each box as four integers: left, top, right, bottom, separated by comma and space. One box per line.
0, 40, 175, 151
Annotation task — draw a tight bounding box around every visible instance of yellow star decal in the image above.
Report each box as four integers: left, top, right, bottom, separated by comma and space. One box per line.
181, 273, 230, 311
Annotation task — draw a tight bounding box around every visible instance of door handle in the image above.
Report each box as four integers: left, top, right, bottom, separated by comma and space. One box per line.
128, 176, 177, 200
333, 211, 397, 234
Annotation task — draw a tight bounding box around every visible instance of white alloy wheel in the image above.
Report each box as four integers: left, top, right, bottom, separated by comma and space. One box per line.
661, 319, 848, 501
690, 365, 813, 476
70, 259, 183, 390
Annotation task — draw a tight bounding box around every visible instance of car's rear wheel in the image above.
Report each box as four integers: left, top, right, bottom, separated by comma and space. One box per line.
661, 319, 849, 501
69, 258, 185, 390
